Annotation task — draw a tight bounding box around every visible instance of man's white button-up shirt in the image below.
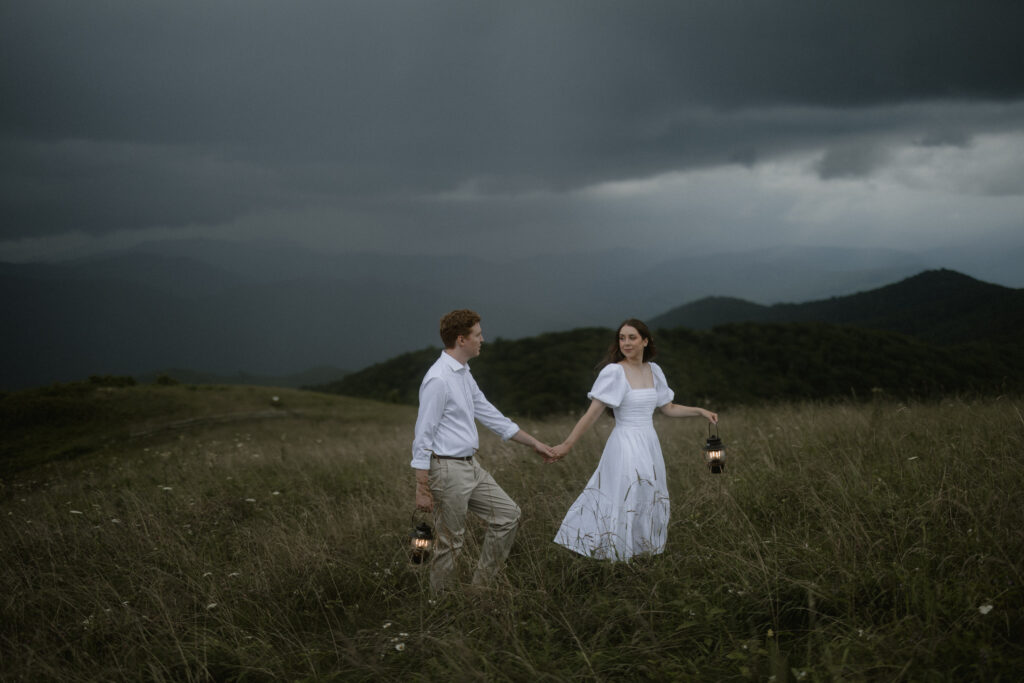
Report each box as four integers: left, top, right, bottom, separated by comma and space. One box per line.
411, 351, 520, 469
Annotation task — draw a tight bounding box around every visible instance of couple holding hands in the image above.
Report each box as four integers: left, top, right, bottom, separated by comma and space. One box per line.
412, 309, 717, 594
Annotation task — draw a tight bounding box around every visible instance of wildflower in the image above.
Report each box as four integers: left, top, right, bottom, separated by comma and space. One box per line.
228, 572, 240, 578
160, 486, 172, 492
395, 643, 406, 652
203, 572, 213, 578
245, 498, 256, 503
382, 622, 392, 629
207, 603, 218, 610
70, 510, 83, 515
979, 604, 994, 615
907, 456, 919, 461
766, 629, 774, 638
272, 491, 281, 496
110, 518, 122, 524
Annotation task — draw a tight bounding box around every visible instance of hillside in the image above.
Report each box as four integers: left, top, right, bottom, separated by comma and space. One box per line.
649, 269, 1024, 345
0, 377, 402, 476
314, 322, 1024, 415
4, 385, 1022, 679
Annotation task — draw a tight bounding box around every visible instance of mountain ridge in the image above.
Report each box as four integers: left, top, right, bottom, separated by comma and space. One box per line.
649, 269, 1024, 345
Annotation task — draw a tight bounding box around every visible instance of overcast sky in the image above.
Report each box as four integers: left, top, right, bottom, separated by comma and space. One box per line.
2, 0, 1023, 277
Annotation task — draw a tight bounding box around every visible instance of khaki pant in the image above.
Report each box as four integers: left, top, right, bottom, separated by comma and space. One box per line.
427, 456, 521, 593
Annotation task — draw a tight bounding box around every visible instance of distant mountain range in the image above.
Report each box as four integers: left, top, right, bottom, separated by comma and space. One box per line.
649, 269, 1024, 345
1, 238, 1021, 391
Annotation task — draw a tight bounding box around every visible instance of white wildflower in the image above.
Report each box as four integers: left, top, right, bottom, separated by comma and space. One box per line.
395, 643, 405, 652
382, 622, 392, 629
979, 604, 994, 615
228, 572, 240, 578
70, 510, 83, 515
245, 498, 256, 503
207, 603, 218, 610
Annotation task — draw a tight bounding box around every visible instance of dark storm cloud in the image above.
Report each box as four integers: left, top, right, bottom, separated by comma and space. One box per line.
2, 0, 1023, 239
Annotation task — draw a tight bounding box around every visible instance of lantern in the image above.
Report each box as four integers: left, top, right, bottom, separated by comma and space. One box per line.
703, 423, 726, 474
409, 521, 433, 564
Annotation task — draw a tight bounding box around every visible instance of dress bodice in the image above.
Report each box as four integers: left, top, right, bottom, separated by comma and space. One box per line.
612, 388, 658, 429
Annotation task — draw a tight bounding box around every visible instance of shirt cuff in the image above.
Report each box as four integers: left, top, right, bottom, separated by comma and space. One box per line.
499, 422, 520, 441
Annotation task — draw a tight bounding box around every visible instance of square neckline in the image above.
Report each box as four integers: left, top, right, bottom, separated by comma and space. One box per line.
616, 362, 655, 391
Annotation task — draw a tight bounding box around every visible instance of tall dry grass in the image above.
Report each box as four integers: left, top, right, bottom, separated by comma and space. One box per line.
2, 387, 1022, 681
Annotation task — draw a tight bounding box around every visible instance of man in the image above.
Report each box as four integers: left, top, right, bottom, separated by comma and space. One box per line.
412, 309, 555, 593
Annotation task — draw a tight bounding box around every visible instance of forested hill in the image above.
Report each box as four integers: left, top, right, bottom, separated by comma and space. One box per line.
649, 269, 1024, 346
312, 322, 1024, 416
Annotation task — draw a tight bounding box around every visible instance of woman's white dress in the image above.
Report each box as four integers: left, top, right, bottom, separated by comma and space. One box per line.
554, 362, 675, 561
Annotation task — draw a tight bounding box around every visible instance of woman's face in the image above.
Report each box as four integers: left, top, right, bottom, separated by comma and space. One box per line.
618, 325, 647, 361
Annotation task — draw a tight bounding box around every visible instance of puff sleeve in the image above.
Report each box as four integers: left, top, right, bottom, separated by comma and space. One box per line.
587, 364, 629, 408
650, 362, 675, 407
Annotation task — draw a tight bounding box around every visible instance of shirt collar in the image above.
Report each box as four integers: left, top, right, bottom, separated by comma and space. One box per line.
440, 350, 468, 373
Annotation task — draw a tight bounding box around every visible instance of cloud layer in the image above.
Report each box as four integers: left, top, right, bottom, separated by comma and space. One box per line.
2, 1, 1023, 264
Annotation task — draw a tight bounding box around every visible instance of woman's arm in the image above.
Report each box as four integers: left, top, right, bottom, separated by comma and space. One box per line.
659, 403, 718, 423
552, 398, 608, 458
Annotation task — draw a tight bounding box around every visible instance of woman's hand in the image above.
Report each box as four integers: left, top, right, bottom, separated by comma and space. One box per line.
550, 442, 571, 461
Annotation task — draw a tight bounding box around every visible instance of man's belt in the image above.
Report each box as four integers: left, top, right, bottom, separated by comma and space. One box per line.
431, 453, 474, 461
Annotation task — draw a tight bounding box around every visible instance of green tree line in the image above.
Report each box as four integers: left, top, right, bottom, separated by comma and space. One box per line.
313, 322, 1024, 416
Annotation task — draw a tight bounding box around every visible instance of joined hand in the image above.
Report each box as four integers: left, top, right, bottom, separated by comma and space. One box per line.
535, 442, 560, 464
549, 443, 570, 461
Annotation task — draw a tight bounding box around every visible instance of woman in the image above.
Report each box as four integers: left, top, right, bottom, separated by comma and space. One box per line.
551, 319, 717, 561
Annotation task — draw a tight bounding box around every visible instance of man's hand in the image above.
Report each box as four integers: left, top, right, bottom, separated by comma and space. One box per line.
534, 442, 561, 464
415, 469, 433, 512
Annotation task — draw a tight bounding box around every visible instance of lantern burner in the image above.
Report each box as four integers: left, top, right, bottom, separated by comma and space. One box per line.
410, 520, 434, 564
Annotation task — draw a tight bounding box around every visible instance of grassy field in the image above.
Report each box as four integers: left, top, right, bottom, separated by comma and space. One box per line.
2, 383, 1022, 681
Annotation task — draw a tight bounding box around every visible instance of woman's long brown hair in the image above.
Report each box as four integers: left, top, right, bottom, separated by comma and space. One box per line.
597, 318, 657, 370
